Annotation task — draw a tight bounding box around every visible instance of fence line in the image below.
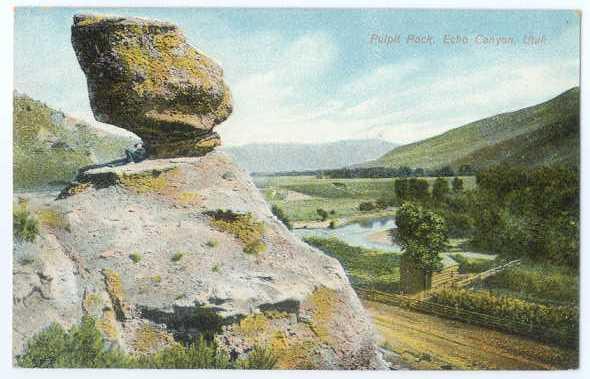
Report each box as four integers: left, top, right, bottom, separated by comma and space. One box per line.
355, 287, 577, 348
454, 259, 522, 289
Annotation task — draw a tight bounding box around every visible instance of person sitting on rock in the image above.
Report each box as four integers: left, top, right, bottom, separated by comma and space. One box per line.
125, 142, 147, 163
78, 142, 147, 174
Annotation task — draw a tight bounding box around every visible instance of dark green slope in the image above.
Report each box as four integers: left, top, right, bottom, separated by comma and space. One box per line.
14, 93, 136, 190
369, 87, 580, 170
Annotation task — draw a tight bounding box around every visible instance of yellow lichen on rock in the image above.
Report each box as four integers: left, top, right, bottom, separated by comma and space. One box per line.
132, 324, 175, 354
308, 287, 338, 344
37, 208, 71, 232
237, 313, 269, 342
207, 210, 267, 255
102, 269, 127, 320
96, 309, 119, 341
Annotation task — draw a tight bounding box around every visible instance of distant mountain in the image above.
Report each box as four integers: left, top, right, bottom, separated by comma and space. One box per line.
366, 87, 580, 170
223, 139, 399, 173
14, 93, 136, 190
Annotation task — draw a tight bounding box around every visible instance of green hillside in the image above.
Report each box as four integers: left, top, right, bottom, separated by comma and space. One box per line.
14, 93, 136, 190
369, 87, 580, 170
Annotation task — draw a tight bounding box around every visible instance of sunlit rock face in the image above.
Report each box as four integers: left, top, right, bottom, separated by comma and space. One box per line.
71, 14, 232, 158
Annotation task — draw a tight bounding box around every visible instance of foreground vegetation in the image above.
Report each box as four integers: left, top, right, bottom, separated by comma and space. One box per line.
17, 316, 277, 369
429, 288, 578, 344
481, 260, 578, 305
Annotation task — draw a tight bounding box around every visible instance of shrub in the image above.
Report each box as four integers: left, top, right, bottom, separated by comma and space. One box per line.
13, 200, 39, 242
136, 336, 232, 369
358, 201, 376, 212
238, 345, 278, 369
328, 220, 336, 229
129, 252, 142, 264
316, 208, 329, 221
171, 252, 184, 262
207, 210, 266, 255
271, 205, 292, 230
17, 317, 278, 369
17, 316, 132, 368
206, 239, 219, 248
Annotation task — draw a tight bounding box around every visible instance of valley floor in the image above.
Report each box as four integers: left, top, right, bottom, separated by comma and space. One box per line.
364, 300, 578, 370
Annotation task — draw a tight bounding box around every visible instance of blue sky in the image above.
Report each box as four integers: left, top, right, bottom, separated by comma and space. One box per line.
14, 8, 580, 145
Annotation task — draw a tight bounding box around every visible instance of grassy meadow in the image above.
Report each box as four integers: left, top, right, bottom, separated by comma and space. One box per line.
255, 175, 476, 223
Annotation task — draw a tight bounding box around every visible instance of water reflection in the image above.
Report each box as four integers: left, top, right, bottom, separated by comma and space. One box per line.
294, 216, 401, 253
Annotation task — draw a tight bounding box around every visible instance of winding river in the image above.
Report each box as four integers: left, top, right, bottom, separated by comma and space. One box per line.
293, 216, 402, 252
294, 215, 496, 260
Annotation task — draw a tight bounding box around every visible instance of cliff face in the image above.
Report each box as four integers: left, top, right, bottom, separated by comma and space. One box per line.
13, 152, 384, 368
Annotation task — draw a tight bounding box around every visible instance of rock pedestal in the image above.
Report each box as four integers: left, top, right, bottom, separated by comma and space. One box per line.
71, 14, 232, 158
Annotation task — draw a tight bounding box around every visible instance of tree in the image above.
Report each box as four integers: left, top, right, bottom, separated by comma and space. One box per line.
408, 178, 429, 201
394, 179, 409, 201
452, 177, 464, 192
437, 166, 455, 177
432, 177, 450, 201
395, 203, 447, 272
458, 164, 474, 176
398, 166, 413, 177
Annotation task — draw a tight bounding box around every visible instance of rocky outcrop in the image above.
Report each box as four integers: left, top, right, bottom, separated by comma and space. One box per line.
13, 14, 385, 369
71, 14, 232, 158
14, 152, 385, 369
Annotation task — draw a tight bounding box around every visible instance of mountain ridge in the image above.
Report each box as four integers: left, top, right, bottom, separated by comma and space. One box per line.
223, 139, 398, 173
365, 87, 580, 170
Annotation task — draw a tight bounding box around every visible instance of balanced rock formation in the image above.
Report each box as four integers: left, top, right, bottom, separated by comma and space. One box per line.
13, 14, 385, 369
71, 14, 232, 158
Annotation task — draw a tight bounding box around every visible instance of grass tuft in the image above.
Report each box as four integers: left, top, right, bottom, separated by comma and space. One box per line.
206, 209, 266, 255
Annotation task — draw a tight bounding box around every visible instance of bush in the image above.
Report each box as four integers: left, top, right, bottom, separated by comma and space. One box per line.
316, 208, 329, 221
271, 205, 292, 230
17, 316, 132, 368
358, 201, 376, 212
17, 317, 278, 369
129, 252, 142, 263
171, 252, 184, 262
206, 239, 219, 248
13, 200, 39, 242
237, 345, 278, 369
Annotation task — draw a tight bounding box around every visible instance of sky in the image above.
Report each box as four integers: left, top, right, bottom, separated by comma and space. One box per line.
14, 8, 580, 146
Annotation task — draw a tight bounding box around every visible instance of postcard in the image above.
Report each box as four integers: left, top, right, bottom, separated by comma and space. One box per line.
8, 2, 584, 375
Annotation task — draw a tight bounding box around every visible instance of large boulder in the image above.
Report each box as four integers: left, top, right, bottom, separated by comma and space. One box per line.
71, 14, 232, 158
14, 152, 386, 369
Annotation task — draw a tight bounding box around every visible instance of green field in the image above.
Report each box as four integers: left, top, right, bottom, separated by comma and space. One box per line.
305, 237, 400, 292
256, 175, 476, 223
